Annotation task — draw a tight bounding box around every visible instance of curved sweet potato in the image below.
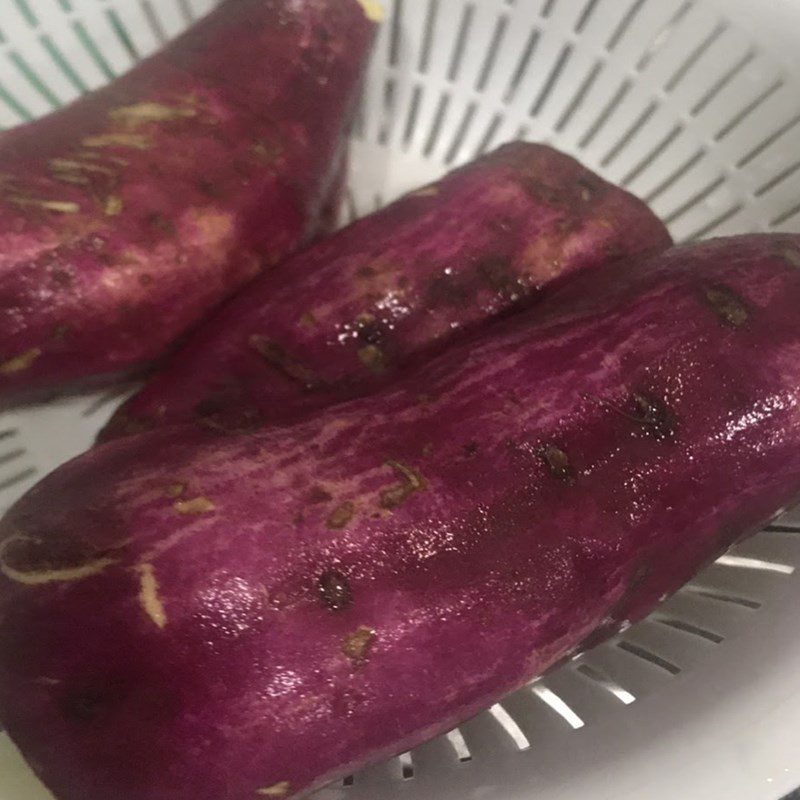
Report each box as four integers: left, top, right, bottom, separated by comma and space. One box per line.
100, 141, 671, 440
0, 0, 376, 403
3, 234, 800, 800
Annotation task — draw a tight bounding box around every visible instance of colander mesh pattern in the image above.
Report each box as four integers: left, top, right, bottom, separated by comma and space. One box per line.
1, 1, 799, 799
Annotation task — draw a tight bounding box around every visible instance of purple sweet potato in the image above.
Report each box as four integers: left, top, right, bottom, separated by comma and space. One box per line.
99, 141, 671, 440
2, 234, 800, 800
0, 0, 377, 403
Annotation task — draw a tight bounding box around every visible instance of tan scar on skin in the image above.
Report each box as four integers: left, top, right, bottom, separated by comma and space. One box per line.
136, 563, 168, 629
257, 782, 291, 797
356, 0, 383, 22
0, 535, 119, 586
173, 496, 216, 515
108, 102, 197, 127
0, 347, 42, 375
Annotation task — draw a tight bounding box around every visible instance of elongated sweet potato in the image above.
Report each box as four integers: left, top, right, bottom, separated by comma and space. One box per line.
0, 0, 377, 403
3, 234, 800, 800
100, 141, 671, 440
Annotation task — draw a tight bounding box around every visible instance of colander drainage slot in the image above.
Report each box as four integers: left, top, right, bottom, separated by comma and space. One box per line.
643, 147, 705, 205
714, 554, 795, 575
713, 79, 784, 142
474, 14, 508, 93
755, 159, 800, 198
685, 203, 744, 242
82, 384, 136, 418
446, 3, 474, 83
444, 101, 477, 164
690, 49, 755, 117
619, 122, 684, 186
663, 21, 728, 94
398, 751, 414, 780
502, 29, 540, 104
0, 448, 25, 469
616, 640, 681, 675
530, 683, 585, 729
574, 662, 636, 705
0, 466, 36, 494
736, 111, 800, 169
423, 92, 451, 156
418, 0, 438, 74
634, 0, 694, 73
765, 523, 800, 534
488, 703, 531, 751
554, 59, 602, 133
575, 0, 602, 35
662, 174, 725, 226
605, 0, 647, 52
771, 199, 800, 228
445, 728, 472, 763
475, 112, 504, 156
680, 584, 762, 609
599, 98, 657, 168
141, 0, 167, 44
653, 616, 725, 644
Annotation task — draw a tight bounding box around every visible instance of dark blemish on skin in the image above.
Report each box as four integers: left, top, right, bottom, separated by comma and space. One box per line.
327, 501, 355, 530
293, 512, 305, 526
426, 272, 473, 309
587, 392, 675, 442
196, 410, 263, 436
113, 413, 154, 437
379, 460, 426, 509
577, 175, 600, 202
631, 393, 675, 442
51, 324, 70, 341
307, 486, 333, 505
145, 212, 174, 236
355, 315, 386, 346
319, 570, 352, 611
476, 256, 517, 296
463, 441, 479, 458
139, 274, 154, 286
702, 285, 749, 328
194, 397, 225, 417
522, 178, 563, 206
51, 270, 73, 287
196, 179, 221, 199
63, 689, 106, 722
356, 265, 377, 279
251, 139, 284, 165
357, 344, 387, 375
313, 23, 332, 45
342, 626, 375, 665
298, 312, 317, 329
249, 335, 323, 390
539, 444, 574, 484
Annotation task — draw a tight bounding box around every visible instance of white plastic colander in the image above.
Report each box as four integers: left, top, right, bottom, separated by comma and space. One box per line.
1, 1, 800, 798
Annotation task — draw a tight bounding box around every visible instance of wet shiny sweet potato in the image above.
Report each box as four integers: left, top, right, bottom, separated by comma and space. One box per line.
0, 0, 377, 403
2, 234, 800, 800
99, 141, 671, 440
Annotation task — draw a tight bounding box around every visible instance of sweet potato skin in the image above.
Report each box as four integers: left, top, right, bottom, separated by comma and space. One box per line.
100, 142, 671, 440
0, 0, 376, 402
3, 234, 800, 800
